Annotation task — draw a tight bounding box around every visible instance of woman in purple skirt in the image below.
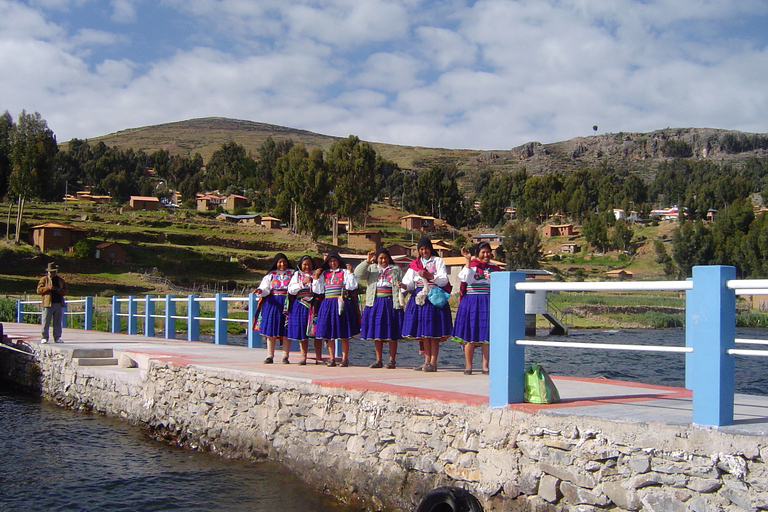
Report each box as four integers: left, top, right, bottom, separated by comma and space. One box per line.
287, 255, 323, 365
254, 253, 294, 364
312, 251, 360, 367
452, 242, 501, 375
400, 237, 452, 372
355, 247, 404, 369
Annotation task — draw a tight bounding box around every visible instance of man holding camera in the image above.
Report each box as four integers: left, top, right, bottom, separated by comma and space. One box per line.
37, 262, 68, 344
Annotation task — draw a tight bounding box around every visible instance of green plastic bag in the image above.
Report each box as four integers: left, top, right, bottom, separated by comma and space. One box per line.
524, 364, 561, 404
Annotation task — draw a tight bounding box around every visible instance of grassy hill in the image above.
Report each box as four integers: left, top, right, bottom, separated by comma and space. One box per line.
66, 118, 768, 180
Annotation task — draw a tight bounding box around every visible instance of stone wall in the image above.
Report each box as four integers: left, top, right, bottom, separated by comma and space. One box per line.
2, 345, 767, 512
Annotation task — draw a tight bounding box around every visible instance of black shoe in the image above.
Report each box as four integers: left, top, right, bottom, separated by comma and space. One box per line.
424, 364, 437, 373
386, 360, 396, 369
264, 357, 274, 364
282, 357, 290, 364
340, 359, 349, 367
326, 359, 336, 367
463, 369, 473, 375
369, 361, 383, 368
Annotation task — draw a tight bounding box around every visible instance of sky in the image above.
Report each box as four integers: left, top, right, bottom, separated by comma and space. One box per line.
2, 0, 768, 151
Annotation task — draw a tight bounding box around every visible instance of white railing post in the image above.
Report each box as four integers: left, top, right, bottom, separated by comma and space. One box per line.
489, 271, 527, 407
686, 265, 736, 426
16, 299, 23, 323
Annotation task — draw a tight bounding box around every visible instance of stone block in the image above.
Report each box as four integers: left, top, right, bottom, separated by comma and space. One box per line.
539, 462, 597, 489
687, 478, 723, 494
641, 492, 687, 512
445, 463, 482, 482
720, 487, 753, 511
560, 481, 610, 507
629, 455, 651, 474
602, 481, 641, 511
538, 474, 560, 503
627, 472, 663, 489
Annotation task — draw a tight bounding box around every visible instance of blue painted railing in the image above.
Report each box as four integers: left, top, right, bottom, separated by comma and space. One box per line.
110, 294, 265, 348
17, 297, 94, 330
491, 265, 768, 427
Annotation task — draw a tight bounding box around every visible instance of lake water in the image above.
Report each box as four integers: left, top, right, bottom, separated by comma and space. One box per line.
3, 328, 766, 511
0, 387, 357, 512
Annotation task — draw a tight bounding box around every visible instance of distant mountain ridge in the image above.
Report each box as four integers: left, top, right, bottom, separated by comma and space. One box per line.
81, 117, 768, 179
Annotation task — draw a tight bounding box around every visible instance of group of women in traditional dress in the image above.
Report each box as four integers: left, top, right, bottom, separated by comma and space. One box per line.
253, 236, 500, 373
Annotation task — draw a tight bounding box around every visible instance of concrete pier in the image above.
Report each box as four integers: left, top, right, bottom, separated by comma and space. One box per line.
3, 322, 768, 511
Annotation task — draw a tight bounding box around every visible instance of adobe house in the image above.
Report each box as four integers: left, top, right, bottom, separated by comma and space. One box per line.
408, 239, 455, 259
400, 214, 436, 232
31, 222, 88, 253
260, 216, 283, 229
348, 229, 382, 251
606, 269, 634, 280
94, 242, 128, 263
216, 213, 261, 225
542, 223, 575, 237
225, 194, 249, 211
471, 233, 503, 250
387, 244, 411, 257
196, 193, 226, 212
562, 242, 580, 254
129, 196, 160, 211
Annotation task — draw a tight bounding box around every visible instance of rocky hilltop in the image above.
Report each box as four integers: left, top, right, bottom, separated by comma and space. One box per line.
81, 118, 768, 179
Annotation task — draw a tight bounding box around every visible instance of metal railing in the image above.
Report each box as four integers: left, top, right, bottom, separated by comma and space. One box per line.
110, 294, 264, 348
490, 266, 768, 427
16, 297, 95, 330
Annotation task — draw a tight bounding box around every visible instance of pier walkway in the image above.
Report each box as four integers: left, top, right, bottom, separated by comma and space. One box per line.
3, 322, 768, 437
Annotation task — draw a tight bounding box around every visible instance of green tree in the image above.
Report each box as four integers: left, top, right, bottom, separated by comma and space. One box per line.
671, 220, 713, 278
0, 111, 13, 198
501, 220, 542, 269
8, 111, 58, 242
581, 213, 609, 252
611, 220, 634, 252
327, 135, 377, 229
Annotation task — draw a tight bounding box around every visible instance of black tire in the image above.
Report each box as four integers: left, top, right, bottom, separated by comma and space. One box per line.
415, 486, 483, 512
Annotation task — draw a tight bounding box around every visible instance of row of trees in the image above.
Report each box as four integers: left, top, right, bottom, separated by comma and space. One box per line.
5, 109, 768, 277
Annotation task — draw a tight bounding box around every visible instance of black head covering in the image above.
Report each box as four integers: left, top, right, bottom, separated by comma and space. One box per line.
416, 236, 433, 256
320, 250, 346, 270
267, 252, 293, 272
296, 255, 316, 271
476, 242, 492, 254
375, 247, 393, 266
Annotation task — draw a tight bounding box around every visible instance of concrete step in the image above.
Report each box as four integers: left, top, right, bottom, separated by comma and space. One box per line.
71, 348, 114, 359
77, 358, 119, 367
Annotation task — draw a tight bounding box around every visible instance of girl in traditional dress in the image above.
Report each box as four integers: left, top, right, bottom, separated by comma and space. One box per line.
312, 251, 360, 367
400, 237, 452, 372
254, 253, 294, 364
287, 255, 324, 365
355, 247, 404, 369
452, 242, 501, 374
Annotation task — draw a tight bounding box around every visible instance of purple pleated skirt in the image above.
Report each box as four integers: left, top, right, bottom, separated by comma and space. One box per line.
286, 298, 312, 342
452, 294, 490, 344
314, 297, 360, 340
258, 294, 288, 337
401, 289, 453, 339
360, 297, 403, 342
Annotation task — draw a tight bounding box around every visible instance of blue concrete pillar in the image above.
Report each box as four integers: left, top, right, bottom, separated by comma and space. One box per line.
144, 295, 155, 338
61, 300, 68, 329
127, 296, 138, 335
187, 295, 199, 341
164, 295, 176, 340
111, 296, 120, 333
686, 265, 736, 427
84, 296, 93, 330
247, 293, 261, 348
214, 293, 227, 345
16, 299, 22, 323
489, 271, 527, 407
